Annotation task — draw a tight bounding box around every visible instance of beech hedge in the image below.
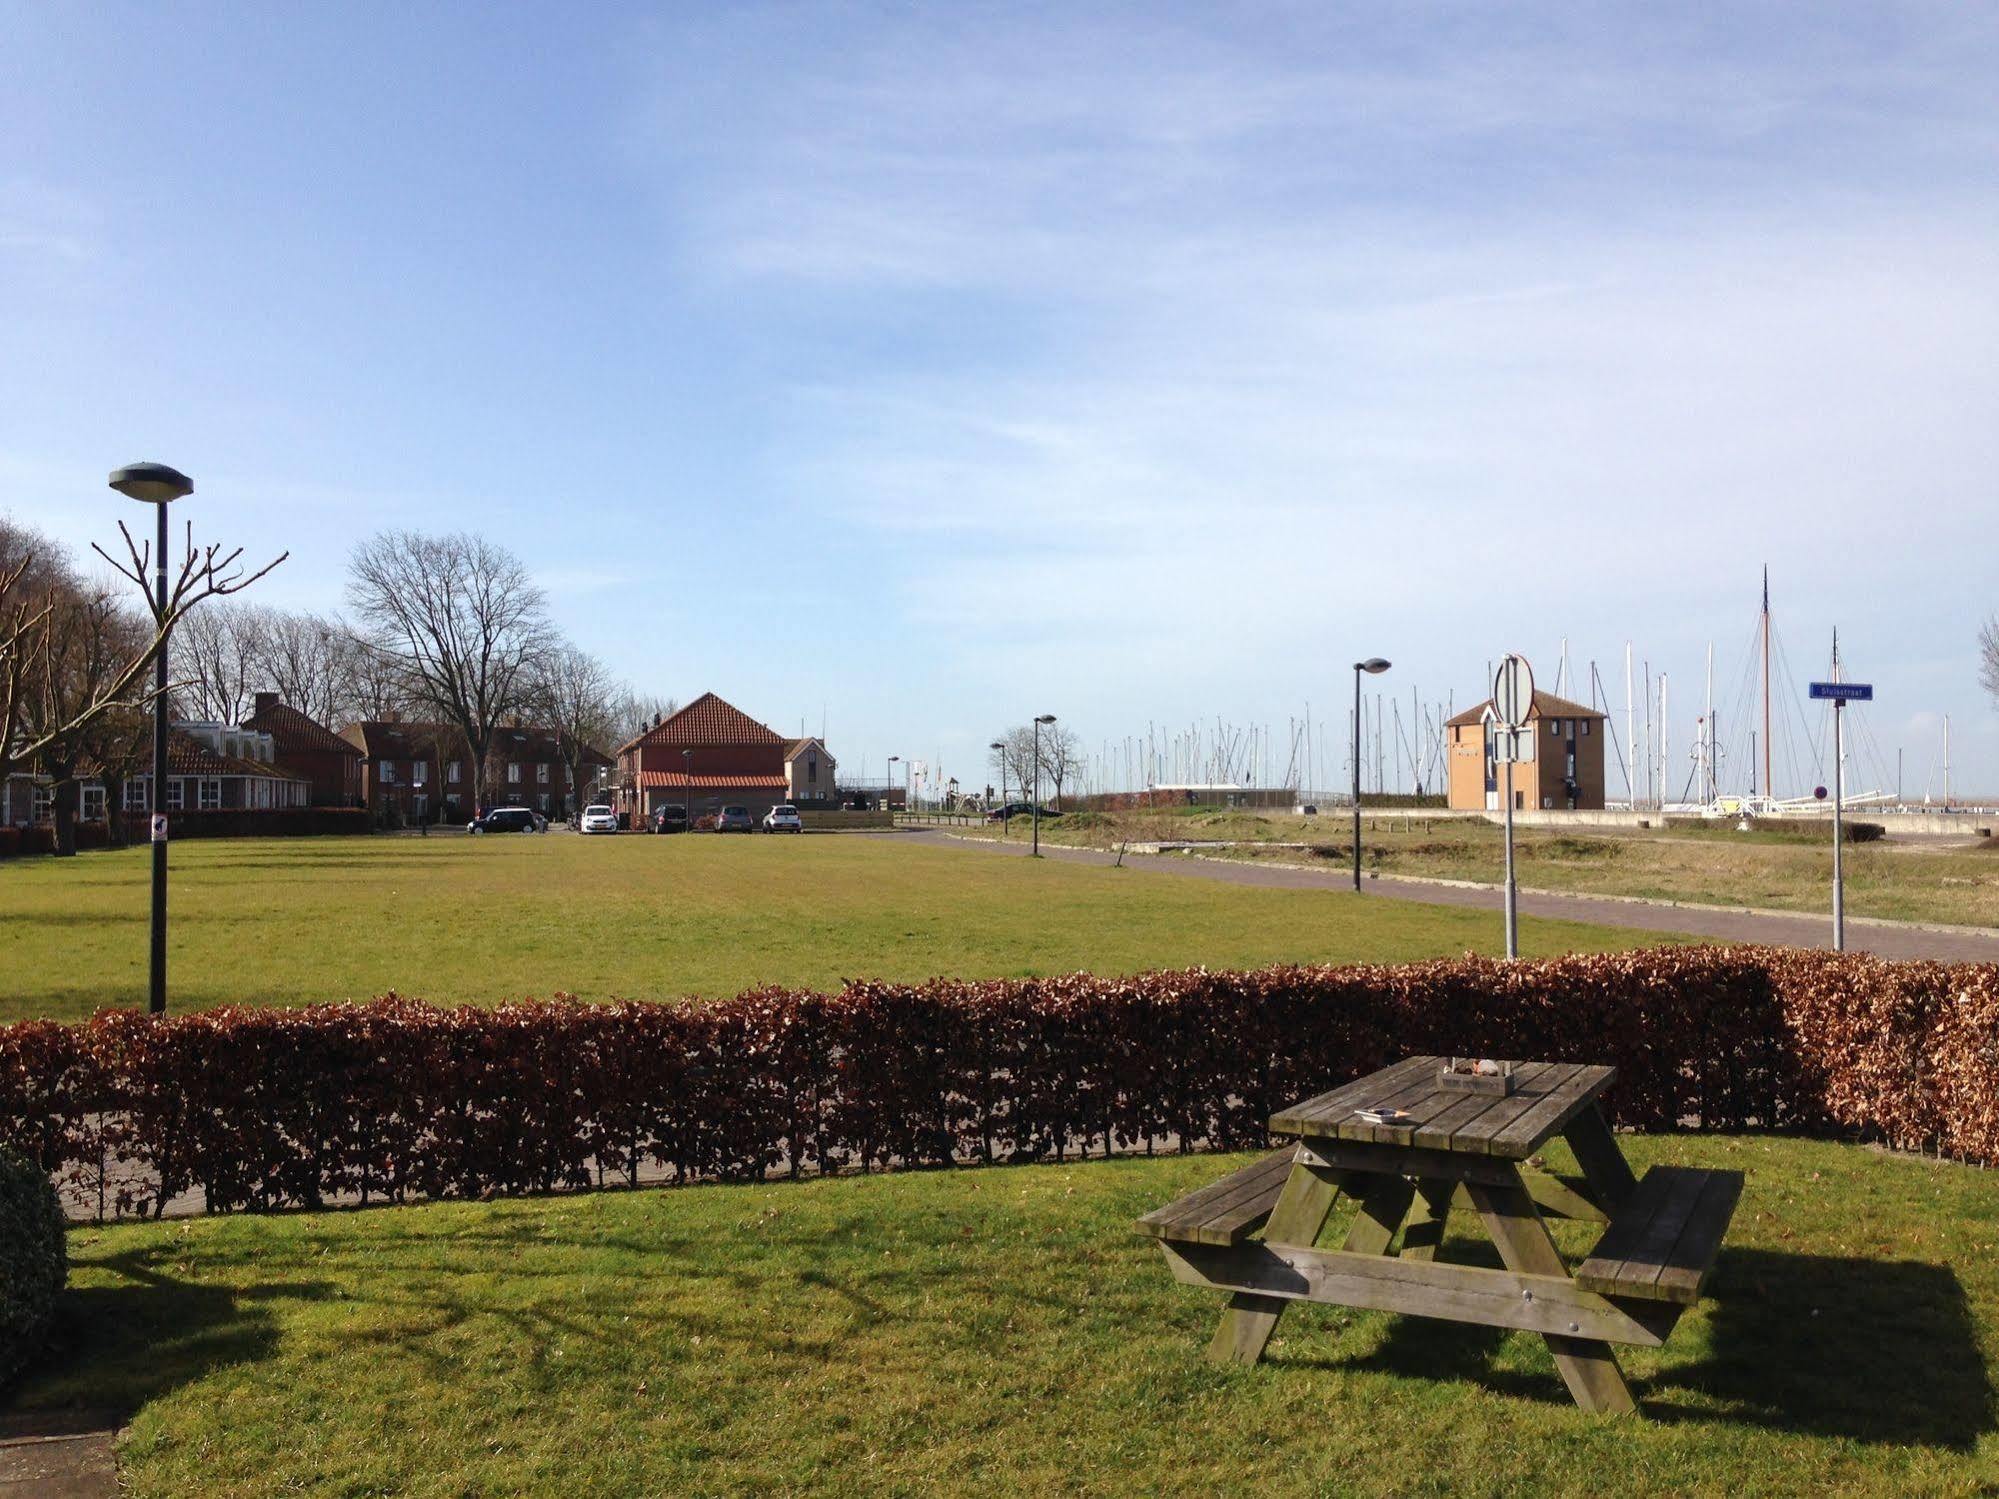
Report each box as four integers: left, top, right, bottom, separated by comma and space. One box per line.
1, 946, 1993, 1219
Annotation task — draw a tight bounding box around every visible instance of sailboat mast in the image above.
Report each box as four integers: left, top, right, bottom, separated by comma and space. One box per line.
1761, 566, 1773, 801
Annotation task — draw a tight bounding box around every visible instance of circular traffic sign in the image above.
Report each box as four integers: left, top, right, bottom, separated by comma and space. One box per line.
1814, 786, 1827, 800
1492, 654, 1536, 728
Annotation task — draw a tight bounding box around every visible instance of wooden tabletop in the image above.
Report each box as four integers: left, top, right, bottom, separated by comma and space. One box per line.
1268, 1055, 1616, 1160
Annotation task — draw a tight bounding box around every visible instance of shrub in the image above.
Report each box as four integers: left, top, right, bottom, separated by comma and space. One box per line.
0, 1145, 66, 1386
1, 948, 1994, 1220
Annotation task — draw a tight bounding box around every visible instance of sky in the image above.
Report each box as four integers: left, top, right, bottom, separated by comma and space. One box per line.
4, 3, 1996, 799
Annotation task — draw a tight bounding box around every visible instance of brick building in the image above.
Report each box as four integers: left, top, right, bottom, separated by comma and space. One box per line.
1445, 690, 1607, 811
244, 693, 363, 806
616, 693, 834, 823
340, 719, 610, 824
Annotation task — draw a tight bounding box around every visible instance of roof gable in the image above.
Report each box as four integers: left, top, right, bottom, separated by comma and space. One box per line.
245, 700, 362, 759
619, 693, 785, 754
1445, 689, 1605, 728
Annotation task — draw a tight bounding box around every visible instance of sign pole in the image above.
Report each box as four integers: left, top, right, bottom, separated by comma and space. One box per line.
1832, 699, 1845, 952
1502, 755, 1518, 958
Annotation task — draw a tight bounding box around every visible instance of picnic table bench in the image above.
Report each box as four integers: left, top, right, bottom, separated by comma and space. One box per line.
1137, 1056, 1743, 1414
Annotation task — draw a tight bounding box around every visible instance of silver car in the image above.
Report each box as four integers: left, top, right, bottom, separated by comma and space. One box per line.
715, 804, 755, 833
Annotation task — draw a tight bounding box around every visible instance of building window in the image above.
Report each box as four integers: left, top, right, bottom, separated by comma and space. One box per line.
807, 758, 818, 784
447, 761, 461, 784
380, 760, 397, 785
413, 761, 428, 787
537, 793, 549, 812
1548, 720, 1559, 738
199, 778, 222, 810
506, 763, 521, 784
31, 785, 52, 823
412, 794, 428, 821
166, 780, 185, 810
125, 780, 149, 811
81, 786, 106, 821
1581, 720, 1590, 736
536, 762, 549, 784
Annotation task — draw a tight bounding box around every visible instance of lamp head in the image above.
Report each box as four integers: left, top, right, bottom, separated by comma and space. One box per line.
989, 740, 1004, 751
1356, 658, 1392, 675
108, 462, 194, 505
1034, 714, 1056, 724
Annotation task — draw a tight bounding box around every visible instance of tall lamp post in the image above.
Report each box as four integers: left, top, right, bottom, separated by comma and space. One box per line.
109, 462, 194, 1015
681, 748, 693, 829
886, 756, 899, 815
990, 740, 1007, 836
1351, 658, 1391, 893
1032, 714, 1056, 856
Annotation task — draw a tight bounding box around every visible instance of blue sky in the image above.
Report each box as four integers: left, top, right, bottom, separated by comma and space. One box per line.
5, 3, 1996, 797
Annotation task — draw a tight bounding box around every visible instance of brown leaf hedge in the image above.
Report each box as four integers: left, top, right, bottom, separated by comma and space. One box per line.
1, 946, 1993, 1218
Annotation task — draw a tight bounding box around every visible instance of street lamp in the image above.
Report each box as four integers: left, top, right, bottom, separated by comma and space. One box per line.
990, 740, 1007, 836
109, 461, 194, 1015
1032, 714, 1056, 856
1351, 658, 1391, 893
681, 748, 693, 830
886, 756, 899, 815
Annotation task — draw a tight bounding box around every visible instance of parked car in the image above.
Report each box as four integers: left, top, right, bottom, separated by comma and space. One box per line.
984, 802, 1044, 822
579, 804, 619, 834
842, 795, 874, 811
715, 804, 755, 833
651, 805, 689, 834
763, 804, 803, 833
467, 807, 543, 835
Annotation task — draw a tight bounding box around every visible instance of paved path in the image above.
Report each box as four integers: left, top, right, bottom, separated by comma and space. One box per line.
901, 830, 1999, 962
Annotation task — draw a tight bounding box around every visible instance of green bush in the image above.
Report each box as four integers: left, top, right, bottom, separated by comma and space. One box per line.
0, 1146, 64, 1386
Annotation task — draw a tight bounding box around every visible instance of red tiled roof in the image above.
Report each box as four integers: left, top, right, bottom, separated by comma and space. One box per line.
636, 771, 787, 790
1445, 690, 1604, 728
244, 700, 361, 759
341, 720, 610, 766
618, 693, 784, 754
163, 731, 307, 781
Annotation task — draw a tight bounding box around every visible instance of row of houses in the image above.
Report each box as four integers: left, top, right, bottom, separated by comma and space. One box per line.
4, 690, 839, 829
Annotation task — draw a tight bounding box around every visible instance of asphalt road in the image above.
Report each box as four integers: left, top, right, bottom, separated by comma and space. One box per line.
901, 829, 1999, 963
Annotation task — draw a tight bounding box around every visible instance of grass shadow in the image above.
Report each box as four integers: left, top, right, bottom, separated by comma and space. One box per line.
9, 1244, 331, 1421
1644, 1247, 1993, 1450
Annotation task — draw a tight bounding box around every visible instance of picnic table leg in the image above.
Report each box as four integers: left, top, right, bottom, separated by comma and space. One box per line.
1561, 1103, 1638, 1218
1396, 1179, 1456, 1262
1465, 1175, 1637, 1416
1339, 1172, 1415, 1256
1206, 1161, 1345, 1365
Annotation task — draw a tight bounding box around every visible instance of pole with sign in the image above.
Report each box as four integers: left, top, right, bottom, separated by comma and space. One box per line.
1809, 680, 1873, 951
1492, 653, 1535, 959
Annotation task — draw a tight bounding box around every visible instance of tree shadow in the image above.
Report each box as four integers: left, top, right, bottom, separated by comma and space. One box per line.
8, 1244, 331, 1421
1643, 1248, 1993, 1450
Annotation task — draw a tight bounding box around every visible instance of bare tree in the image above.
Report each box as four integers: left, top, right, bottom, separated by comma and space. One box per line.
611, 689, 680, 749
0, 512, 282, 797
1981, 616, 1999, 708
346, 530, 553, 809
995, 722, 1079, 808
19, 581, 151, 854
246, 608, 368, 726
171, 600, 264, 722
530, 644, 621, 811
1041, 724, 1082, 809
997, 725, 1038, 806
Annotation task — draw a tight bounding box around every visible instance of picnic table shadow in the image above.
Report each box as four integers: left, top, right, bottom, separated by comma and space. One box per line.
1286, 1244, 1991, 1450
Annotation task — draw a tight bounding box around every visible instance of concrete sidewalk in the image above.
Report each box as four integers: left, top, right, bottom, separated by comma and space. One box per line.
903, 830, 1999, 962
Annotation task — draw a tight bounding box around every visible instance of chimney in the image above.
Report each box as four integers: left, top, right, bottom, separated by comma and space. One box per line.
254, 691, 279, 717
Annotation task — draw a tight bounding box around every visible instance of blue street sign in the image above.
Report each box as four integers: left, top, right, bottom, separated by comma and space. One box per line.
1809, 682, 1873, 702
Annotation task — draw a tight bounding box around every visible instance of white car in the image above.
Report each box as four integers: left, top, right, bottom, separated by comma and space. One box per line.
762, 804, 803, 833
579, 804, 619, 835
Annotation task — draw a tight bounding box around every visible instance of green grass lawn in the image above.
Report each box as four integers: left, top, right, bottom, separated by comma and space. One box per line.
985, 809, 1999, 927
21, 1137, 1999, 1495
0, 833, 1664, 1021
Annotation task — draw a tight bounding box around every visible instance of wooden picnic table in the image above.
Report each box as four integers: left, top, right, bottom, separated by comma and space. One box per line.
1137, 1055, 1743, 1415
